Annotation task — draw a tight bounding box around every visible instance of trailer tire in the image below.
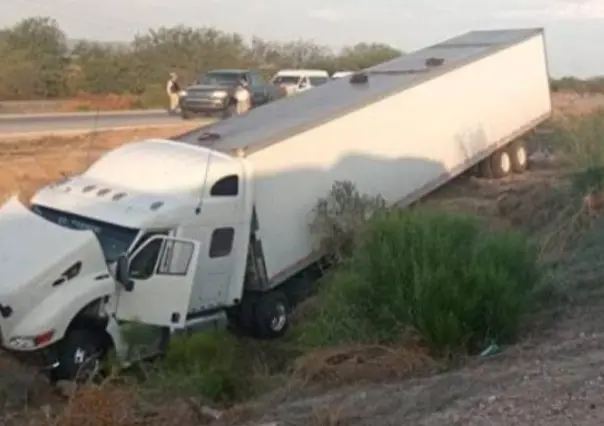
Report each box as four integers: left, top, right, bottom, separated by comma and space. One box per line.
51, 328, 104, 383
508, 141, 528, 173
489, 149, 512, 179
253, 291, 290, 339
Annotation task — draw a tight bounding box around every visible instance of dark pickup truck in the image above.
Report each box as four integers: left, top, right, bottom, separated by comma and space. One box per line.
179, 69, 285, 119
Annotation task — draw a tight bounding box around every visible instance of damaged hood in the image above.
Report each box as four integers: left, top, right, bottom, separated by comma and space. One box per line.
0, 196, 108, 339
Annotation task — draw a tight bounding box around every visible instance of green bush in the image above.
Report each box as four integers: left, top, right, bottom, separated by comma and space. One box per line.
300, 209, 541, 354
147, 331, 252, 403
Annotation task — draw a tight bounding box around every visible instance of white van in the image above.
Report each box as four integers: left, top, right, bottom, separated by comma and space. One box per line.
271, 69, 330, 96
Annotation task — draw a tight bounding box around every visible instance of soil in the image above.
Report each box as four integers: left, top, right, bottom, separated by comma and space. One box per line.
0, 123, 201, 203
2, 93, 604, 425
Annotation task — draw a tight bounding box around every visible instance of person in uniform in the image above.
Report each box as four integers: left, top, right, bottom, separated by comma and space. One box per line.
166, 72, 181, 114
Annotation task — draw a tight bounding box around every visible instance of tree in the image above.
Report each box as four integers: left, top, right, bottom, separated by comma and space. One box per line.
0, 17, 404, 101
1, 17, 69, 98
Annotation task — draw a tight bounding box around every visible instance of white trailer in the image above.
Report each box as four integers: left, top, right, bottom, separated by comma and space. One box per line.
0, 28, 551, 381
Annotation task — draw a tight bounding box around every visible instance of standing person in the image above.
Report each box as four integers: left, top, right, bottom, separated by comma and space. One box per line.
166, 72, 181, 114
234, 76, 252, 116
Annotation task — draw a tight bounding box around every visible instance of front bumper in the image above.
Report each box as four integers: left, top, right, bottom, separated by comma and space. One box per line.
2, 345, 59, 371
180, 97, 229, 113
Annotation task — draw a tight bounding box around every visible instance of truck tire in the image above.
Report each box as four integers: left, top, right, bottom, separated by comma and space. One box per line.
51, 328, 104, 383
489, 149, 512, 178
181, 109, 192, 120
253, 291, 290, 339
507, 140, 528, 173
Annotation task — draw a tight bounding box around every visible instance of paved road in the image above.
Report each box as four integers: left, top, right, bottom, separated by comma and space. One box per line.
0, 109, 183, 137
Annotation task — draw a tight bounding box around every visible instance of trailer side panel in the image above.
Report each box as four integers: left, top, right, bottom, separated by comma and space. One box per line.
248, 33, 551, 287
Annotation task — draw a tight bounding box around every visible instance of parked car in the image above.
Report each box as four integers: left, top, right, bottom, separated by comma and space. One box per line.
179, 69, 284, 119
332, 71, 354, 79
271, 69, 330, 96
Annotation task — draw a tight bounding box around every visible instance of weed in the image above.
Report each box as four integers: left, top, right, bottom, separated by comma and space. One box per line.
145, 331, 251, 403
303, 191, 540, 354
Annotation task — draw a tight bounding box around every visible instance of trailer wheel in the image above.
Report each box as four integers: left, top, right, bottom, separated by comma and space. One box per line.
489, 149, 512, 179
52, 328, 104, 383
253, 291, 290, 339
508, 141, 528, 173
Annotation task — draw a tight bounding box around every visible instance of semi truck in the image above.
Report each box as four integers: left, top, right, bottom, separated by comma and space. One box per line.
0, 28, 552, 381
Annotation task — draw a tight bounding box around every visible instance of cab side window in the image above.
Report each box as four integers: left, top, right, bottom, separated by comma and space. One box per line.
129, 231, 169, 280
210, 174, 239, 196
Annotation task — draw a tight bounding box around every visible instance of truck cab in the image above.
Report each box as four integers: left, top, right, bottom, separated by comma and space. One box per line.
0, 139, 264, 381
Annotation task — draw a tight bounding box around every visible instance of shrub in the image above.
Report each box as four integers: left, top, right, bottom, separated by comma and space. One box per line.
549, 109, 604, 191
310, 180, 386, 265
300, 208, 541, 354
145, 331, 252, 403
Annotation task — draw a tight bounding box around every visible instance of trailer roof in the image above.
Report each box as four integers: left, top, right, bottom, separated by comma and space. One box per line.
175, 28, 544, 155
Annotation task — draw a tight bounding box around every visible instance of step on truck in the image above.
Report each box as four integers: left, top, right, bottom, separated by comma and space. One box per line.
0, 28, 552, 381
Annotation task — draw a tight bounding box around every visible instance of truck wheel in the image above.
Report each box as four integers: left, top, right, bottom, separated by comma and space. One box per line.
52, 329, 104, 382
490, 149, 512, 179
508, 141, 528, 173
253, 291, 290, 339
181, 109, 192, 120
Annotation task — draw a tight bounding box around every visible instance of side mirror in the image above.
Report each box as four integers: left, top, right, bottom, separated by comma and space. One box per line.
115, 254, 134, 292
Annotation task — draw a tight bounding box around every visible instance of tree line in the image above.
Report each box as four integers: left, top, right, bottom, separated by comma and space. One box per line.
0, 17, 403, 101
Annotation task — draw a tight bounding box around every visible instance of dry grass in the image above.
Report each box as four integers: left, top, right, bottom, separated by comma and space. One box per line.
551, 91, 604, 118
0, 123, 201, 203
293, 344, 435, 387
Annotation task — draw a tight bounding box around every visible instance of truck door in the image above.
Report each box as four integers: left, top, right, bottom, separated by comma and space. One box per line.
115, 235, 200, 328
248, 71, 269, 105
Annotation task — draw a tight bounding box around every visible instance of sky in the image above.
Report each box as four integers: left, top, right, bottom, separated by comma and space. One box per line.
2, 0, 604, 77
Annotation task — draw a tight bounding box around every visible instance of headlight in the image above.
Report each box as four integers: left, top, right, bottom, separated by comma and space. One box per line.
7, 329, 55, 350
178, 90, 187, 97
211, 91, 228, 99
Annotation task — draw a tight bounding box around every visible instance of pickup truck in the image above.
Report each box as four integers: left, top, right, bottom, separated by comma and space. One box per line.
179, 69, 285, 119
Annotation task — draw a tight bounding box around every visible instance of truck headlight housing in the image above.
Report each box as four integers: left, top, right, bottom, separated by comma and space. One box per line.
8, 329, 55, 350
9, 336, 36, 349
211, 91, 228, 99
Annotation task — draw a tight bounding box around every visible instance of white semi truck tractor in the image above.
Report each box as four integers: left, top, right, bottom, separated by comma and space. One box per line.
0, 28, 552, 381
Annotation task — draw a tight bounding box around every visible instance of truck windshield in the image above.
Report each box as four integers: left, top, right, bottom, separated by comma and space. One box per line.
30, 204, 138, 263
199, 72, 242, 85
